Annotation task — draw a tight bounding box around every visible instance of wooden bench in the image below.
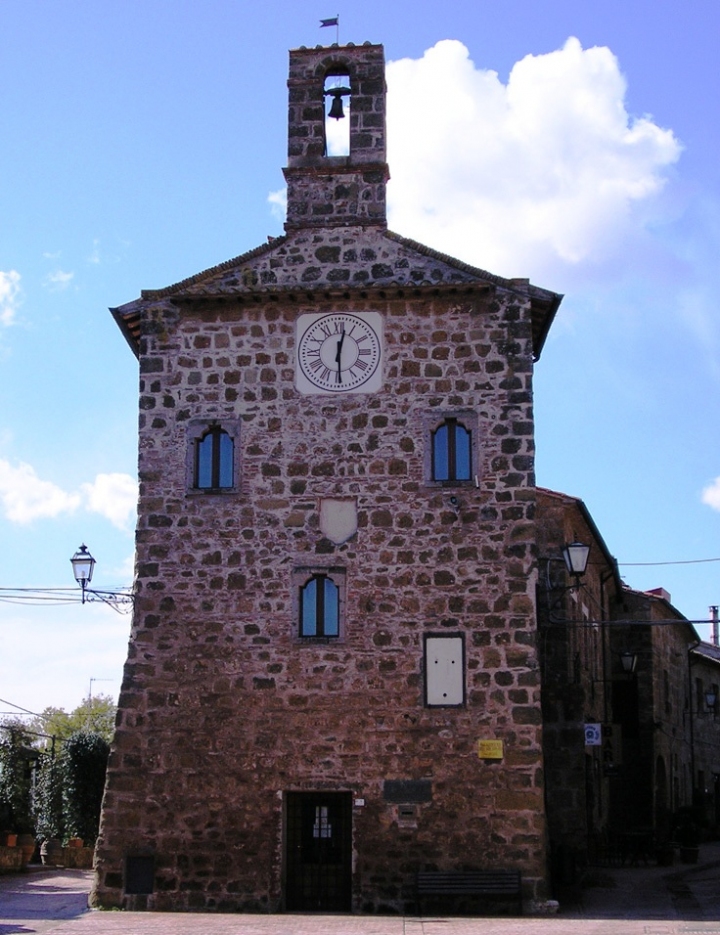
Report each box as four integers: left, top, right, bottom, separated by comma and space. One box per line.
416, 869, 522, 916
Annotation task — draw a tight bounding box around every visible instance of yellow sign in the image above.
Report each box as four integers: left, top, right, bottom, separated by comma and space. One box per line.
478, 739, 504, 760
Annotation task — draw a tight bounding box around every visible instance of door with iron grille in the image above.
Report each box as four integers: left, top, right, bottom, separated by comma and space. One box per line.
285, 792, 352, 911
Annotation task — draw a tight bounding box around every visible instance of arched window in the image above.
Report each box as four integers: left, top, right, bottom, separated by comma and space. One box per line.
300, 573, 340, 638
324, 69, 351, 157
194, 427, 234, 489
431, 418, 471, 482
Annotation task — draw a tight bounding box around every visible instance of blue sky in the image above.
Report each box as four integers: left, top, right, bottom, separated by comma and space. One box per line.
1, 0, 718, 716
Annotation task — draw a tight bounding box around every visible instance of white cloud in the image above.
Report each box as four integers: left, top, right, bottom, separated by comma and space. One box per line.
701, 477, 720, 512
115, 551, 136, 581
44, 269, 74, 291
0, 459, 81, 523
0, 460, 137, 529
87, 239, 101, 264
385, 38, 681, 278
0, 270, 21, 327
81, 473, 138, 530
268, 187, 287, 224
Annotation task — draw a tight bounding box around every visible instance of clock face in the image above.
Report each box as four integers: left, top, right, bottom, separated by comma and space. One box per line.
297, 312, 382, 394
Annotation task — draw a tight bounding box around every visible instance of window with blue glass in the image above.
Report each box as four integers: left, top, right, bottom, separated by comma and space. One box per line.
194, 426, 234, 489
431, 418, 472, 482
300, 573, 340, 638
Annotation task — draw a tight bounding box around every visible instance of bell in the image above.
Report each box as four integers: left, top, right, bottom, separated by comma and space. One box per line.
328, 91, 345, 120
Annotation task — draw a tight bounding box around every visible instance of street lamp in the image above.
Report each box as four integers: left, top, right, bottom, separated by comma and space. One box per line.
562, 542, 591, 578
69, 544, 133, 612
543, 541, 592, 624
70, 544, 96, 602
619, 651, 638, 675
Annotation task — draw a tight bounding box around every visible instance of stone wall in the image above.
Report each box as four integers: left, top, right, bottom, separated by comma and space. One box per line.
690, 646, 720, 831
613, 591, 698, 832
537, 491, 707, 866
92, 37, 560, 914
92, 278, 548, 911
286, 43, 386, 168
536, 489, 620, 867
0, 845, 23, 873
284, 43, 388, 230
61, 846, 95, 869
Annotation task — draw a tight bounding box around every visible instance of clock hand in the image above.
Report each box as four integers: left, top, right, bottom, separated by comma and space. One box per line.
335, 329, 345, 383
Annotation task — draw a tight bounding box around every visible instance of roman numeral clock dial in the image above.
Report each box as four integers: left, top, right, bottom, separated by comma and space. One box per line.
296, 312, 382, 395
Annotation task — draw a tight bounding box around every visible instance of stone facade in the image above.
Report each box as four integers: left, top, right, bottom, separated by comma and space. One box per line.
608, 589, 696, 837
92, 43, 562, 913
284, 43, 388, 229
690, 641, 720, 832
537, 488, 720, 881
536, 488, 621, 870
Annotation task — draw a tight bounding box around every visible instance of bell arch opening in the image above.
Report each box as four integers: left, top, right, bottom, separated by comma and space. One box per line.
323, 69, 351, 157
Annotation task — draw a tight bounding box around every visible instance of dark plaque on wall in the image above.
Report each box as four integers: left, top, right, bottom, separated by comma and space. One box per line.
383, 780, 432, 803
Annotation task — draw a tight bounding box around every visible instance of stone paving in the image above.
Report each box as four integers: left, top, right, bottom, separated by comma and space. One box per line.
1, 845, 719, 935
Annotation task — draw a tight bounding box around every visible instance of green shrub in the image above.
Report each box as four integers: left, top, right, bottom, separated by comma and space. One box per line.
61, 731, 110, 845
0, 724, 37, 834
34, 753, 65, 842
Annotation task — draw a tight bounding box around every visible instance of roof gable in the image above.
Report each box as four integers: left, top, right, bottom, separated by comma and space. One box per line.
112, 227, 561, 359
139, 228, 509, 298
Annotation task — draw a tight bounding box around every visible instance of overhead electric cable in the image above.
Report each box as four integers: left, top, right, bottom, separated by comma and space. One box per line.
0, 697, 43, 717
618, 557, 720, 567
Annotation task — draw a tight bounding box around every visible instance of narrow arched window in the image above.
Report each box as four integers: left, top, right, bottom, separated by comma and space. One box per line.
300, 573, 340, 638
195, 427, 234, 489
431, 418, 471, 482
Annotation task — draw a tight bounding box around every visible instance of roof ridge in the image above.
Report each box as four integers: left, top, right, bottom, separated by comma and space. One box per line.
383, 229, 510, 287
140, 236, 289, 299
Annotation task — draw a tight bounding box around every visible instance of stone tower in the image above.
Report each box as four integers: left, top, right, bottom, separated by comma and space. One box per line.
92, 42, 562, 913
284, 43, 389, 230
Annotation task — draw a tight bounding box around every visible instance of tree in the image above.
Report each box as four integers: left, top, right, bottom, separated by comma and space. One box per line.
31, 694, 117, 747
61, 732, 110, 845
34, 753, 64, 841
0, 721, 38, 834
2, 718, 111, 844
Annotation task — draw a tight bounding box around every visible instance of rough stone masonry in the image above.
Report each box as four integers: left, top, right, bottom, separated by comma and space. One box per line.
91, 41, 562, 913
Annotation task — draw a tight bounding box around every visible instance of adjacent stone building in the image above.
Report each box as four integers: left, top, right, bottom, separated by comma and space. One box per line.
535, 488, 622, 871
537, 488, 720, 878
690, 638, 720, 831
91, 42, 563, 912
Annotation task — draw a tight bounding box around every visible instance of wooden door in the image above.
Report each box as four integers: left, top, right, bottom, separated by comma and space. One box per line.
285, 792, 352, 911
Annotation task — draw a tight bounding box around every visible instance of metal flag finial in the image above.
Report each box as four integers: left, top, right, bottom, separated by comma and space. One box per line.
319, 15, 340, 44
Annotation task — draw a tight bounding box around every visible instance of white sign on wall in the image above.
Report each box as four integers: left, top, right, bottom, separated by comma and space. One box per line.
425, 635, 464, 706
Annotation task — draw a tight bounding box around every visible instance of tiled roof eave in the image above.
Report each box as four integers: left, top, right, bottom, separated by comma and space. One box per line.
139, 236, 290, 300
166, 280, 494, 305
110, 305, 142, 359
137, 228, 562, 302
111, 226, 562, 359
